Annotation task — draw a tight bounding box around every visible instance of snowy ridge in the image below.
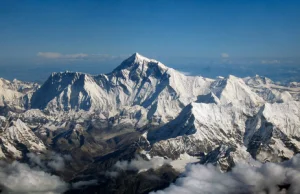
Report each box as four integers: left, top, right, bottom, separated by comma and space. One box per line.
211, 75, 265, 115
148, 102, 247, 158
0, 78, 38, 109
0, 52, 300, 166
244, 75, 299, 102
31, 53, 214, 122
149, 99, 300, 162
262, 102, 300, 136
245, 101, 300, 162
0, 117, 46, 158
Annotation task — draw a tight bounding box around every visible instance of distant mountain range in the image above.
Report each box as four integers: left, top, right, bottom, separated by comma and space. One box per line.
0, 53, 299, 193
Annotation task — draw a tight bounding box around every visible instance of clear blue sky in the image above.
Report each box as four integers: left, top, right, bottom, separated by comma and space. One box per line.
0, 0, 300, 82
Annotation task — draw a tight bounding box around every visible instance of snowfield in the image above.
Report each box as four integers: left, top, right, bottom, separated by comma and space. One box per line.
0, 52, 299, 179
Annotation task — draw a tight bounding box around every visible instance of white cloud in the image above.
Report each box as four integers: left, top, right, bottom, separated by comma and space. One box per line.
37, 52, 129, 61
115, 155, 170, 172
152, 154, 300, 194
27, 152, 46, 169
221, 53, 229, 58
65, 53, 88, 59
37, 52, 88, 59
0, 161, 68, 194
104, 155, 171, 178
261, 59, 280, 64
27, 152, 72, 172
47, 153, 67, 171
37, 52, 62, 59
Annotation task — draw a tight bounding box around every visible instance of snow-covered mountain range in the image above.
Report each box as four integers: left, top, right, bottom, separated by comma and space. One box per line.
0, 53, 299, 193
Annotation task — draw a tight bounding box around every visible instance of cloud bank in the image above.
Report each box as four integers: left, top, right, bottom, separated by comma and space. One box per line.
37, 52, 88, 59
0, 161, 68, 194
27, 152, 72, 172
37, 52, 130, 61
115, 155, 170, 172
152, 154, 300, 194
105, 155, 170, 177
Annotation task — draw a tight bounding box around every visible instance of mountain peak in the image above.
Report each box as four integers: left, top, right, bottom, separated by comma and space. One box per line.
129, 52, 151, 63
132, 52, 143, 58
112, 52, 168, 73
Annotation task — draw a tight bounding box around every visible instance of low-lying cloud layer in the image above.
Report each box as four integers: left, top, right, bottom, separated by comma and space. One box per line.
115, 155, 170, 172
152, 154, 300, 194
105, 155, 171, 177
27, 152, 72, 172
0, 161, 68, 194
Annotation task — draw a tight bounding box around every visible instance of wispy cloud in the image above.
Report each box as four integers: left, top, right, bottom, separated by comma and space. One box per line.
0, 160, 68, 193
105, 155, 170, 178
37, 52, 130, 61
27, 152, 72, 172
261, 59, 280, 64
37, 52, 88, 59
114, 155, 170, 172
221, 53, 229, 58
37, 52, 62, 59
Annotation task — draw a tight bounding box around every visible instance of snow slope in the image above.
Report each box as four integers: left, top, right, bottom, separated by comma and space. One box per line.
0, 117, 46, 159
31, 53, 213, 123
245, 101, 300, 162
0, 78, 39, 108
148, 99, 300, 162
148, 102, 247, 159
1, 52, 300, 167
244, 75, 299, 102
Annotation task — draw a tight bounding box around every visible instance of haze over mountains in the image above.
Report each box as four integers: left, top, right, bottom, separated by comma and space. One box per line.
0, 53, 300, 193
1, 56, 300, 84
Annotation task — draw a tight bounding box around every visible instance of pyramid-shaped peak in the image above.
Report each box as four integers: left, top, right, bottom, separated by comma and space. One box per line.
132, 52, 141, 57
130, 52, 153, 62
112, 52, 168, 73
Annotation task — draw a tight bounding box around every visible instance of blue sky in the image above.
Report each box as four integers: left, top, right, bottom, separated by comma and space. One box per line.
0, 0, 300, 82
